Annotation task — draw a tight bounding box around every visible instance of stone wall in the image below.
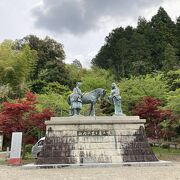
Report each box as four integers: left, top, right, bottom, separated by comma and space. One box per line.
36, 116, 158, 164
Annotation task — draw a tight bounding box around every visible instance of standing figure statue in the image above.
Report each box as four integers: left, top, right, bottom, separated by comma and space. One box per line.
70, 82, 83, 116
108, 82, 124, 116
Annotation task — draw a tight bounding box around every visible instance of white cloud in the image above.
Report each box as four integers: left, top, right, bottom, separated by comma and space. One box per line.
161, 0, 180, 21
0, 0, 47, 41
32, 0, 163, 35
0, 0, 180, 68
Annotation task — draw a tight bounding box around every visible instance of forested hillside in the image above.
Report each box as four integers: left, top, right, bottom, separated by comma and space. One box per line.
92, 7, 180, 79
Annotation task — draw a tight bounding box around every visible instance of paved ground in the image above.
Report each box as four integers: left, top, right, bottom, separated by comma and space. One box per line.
0, 163, 180, 180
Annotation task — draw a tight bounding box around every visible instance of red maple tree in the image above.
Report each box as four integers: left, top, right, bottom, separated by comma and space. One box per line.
0, 92, 54, 144
133, 96, 176, 140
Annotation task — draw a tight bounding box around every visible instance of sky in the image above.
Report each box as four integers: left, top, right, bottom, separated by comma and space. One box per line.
1, 0, 180, 68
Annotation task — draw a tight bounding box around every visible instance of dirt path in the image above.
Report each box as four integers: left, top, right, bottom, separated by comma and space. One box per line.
0, 163, 180, 180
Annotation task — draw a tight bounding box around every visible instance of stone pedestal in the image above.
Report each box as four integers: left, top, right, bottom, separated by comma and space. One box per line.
37, 116, 158, 164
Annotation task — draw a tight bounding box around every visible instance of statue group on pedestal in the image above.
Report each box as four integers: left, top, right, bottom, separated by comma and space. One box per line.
67, 82, 124, 116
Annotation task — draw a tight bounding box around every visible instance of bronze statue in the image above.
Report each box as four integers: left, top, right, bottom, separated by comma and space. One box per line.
108, 82, 124, 116
68, 83, 106, 116
70, 82, 83, 116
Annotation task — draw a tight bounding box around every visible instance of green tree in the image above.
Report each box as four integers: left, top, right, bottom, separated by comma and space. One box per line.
92, 27, 134, 79
164, 69, 180, 91
0, 40, 37, 97
16, 35, 65, 78
66, 64, 87, 88
176, 16, 180, 62
118, 73, 168, 114
16, 35, 72, 89
39, 59, 72, 86
162, 43, 178, 71
128, 32, 152, 75
42, 82, 70, 95
92, 7, 178, 77
81, 67, 114, 92
149, 7, 176, 70
37, 93, 69, 116
166, 88, 180, 115
137, 17, 149, 34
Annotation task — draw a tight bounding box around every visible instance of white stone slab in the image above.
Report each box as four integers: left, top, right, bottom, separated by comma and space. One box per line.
10, 132, 22, 159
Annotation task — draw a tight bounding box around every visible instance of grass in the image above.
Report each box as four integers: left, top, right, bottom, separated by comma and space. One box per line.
152, 146, 180, 161
0, 158, 35, 165
153, 146, 180, 154
22, 159, 35, 165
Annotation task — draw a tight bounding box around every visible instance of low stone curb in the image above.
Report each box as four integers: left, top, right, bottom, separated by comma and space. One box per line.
22, 160, 172, 169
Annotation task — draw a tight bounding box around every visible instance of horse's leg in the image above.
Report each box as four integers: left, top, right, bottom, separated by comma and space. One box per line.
89, 103, 93, 116
92, 103, 96, 116
72, 108, 75, 116
89, 103, 96, 116
69, 108, 72, 116
77, 108, 80, 115
73, 109, 77, 116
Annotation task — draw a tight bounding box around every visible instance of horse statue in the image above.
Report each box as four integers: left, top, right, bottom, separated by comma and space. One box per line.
67, 88, 106, 116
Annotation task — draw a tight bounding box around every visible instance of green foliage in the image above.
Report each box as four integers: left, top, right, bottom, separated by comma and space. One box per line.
163, 44, 178, 71
66, 64, 87, 88
16, 35, 65, 77
37, 93, 69, 116
0, 40, 37, 97
16, 35, 72, 89
24, 144, 34, 159
176, 16, 180, 60
40, 60, 72, 86
128, 32, 152, 76
149, 7, 176, 68
29, 80, 48, 94
0, 85, 11, 102
166, 88, 180, 115
42, 82, 70, 95
24, 152, 33, 160
164, 69, 180, 91
25, 144, 33, 154
118, 74, 168, 114
92, 7, 179, 79
81, 67, 114, 92
153, 146, 180, 154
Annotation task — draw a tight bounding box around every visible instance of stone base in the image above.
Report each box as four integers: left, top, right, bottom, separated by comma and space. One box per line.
36, 116, 158, 164
24, 161, 171, 169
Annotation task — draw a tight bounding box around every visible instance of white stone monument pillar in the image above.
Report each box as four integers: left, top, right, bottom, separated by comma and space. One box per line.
9, 132, 22, 165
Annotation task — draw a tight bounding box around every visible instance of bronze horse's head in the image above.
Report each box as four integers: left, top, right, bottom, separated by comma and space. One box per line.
98, 88, 106, 98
